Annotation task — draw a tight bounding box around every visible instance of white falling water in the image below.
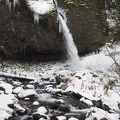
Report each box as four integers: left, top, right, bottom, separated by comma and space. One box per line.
57, 9, 81, 70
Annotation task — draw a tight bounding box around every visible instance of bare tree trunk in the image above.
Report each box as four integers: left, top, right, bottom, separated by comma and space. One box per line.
0, 72, 36, 81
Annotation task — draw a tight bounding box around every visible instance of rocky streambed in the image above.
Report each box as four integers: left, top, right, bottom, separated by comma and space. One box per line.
0, 59, 120, 120
6, 77, 87, 120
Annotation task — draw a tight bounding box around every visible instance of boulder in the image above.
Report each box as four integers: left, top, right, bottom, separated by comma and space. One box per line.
0, 0, 65, 60
18, 89, 38, 99
55, 70, 72, 90
85, 107, 119, 120
37, 106, 48, 114
68, 117, 79, 120
13, 87, 23, 94
56, 70, 72, 85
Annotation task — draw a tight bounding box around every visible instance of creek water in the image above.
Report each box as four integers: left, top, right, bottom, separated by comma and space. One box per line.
7, 78, 87, 120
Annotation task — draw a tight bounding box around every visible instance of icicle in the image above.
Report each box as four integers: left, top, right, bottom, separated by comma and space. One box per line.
5, 0, 10, 6
9, 1, 12, 12
5, 0, 12, 11
13, 0, 19, 8
34, 13, 40, 24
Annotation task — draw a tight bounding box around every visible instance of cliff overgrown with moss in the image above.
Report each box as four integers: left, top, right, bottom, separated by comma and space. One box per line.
0, 0, 108, 60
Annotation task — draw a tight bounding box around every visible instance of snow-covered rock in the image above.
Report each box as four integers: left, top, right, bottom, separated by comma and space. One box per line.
18, 89, 38, 99
33, 101, 39, 106
37, 106, 48, 114
0, 83, 13, 94
85, 107, 119, 120
13, 87, 23, 94
0, 94, 15, 119
57, 116, 66, 120
68, 117, 79, 120
80, 98, 93, 106
24, 97, 30, 101
13, 81, 22, 86
26, 84, 35, 89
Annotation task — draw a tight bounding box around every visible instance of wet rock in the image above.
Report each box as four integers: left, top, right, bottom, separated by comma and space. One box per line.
72, 92, 82, 100
0, 86, 5, 93
33, 112, 50, 120
49, 102, 59, 109
102, 104, 111, 112
118, 103, 120, 109
50, 115, 59, 120
51, 88, 63, 95
92, 99, 102, 108
59, 105, 70, 112
24, 116, 33, 120
14, 104, 27, 115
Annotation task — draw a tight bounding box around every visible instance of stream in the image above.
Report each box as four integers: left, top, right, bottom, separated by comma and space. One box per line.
7, 77, 87, 120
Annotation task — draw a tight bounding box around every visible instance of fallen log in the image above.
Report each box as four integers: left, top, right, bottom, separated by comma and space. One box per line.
0, 72, 38, 81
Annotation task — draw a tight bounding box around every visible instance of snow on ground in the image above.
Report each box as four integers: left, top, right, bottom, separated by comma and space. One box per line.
86, 107, 119, 120
0, 93, 14, 120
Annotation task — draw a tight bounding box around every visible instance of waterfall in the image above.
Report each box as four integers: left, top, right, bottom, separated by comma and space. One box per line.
53, 0, 81, 70
56, 9, 81, 70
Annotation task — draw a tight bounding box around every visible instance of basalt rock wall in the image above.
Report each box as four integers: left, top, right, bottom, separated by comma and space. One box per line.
0, 0, 107, 60
0, 0, 65, 60
57, 0, 107, 55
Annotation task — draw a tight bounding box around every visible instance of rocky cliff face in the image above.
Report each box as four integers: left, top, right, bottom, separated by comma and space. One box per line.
0, 0, 107, 60
57, 0, 107, 55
